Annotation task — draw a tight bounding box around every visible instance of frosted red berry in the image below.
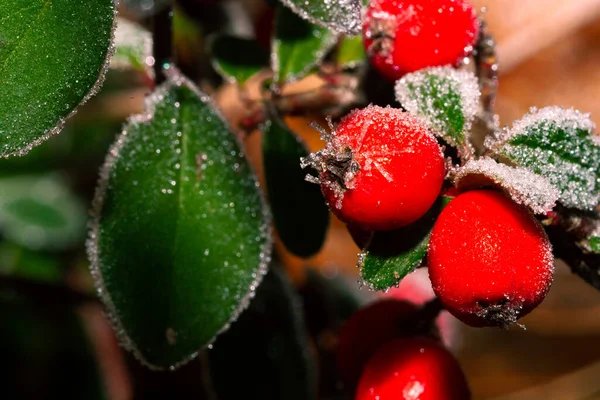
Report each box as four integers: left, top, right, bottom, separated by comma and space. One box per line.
302, 106, 445, 231
427, 190, 554, 327
356, 337, 471, 400
363, 0, 479, 81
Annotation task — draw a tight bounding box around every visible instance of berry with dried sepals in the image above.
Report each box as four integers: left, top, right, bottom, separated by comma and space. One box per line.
337, 299, 441, 389
427, 190, 554, 327
363, 0, 479, 81
302, 105, 445, 231
356, 337, 471, 400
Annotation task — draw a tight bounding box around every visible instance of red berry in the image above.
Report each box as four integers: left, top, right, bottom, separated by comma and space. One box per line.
363, 0, 479, 81
427, 190, 554, 327
303, 106, 445, 231
337, 299, 433, 388
356, 337, 471, 400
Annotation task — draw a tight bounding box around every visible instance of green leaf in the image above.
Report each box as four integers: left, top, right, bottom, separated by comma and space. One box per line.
272, 5, 336, 85
210, 268, 317, 400
112, 18, 152, 74
0, 175, 87, 251
210, 34, 269, 85
337, 35, 366, 69
88, 69, 272, 370
279, 0, 362, 36
486, 106, 600, 211
358, 197, 451, 291
589, 237, 600, 254
262, 116, 329, 257
0, 241, 62, 283
0, 0, 116, 157
395, 66, 480, 148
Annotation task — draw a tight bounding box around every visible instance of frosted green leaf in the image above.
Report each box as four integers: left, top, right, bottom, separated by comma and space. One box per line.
280, 0, 362, 36
0, 175, 87, 251
455, 158, 559, 214
337, 35, 366, 69
358, 197, 450, 291
111, 18, 152, 74
210, 34, 269, 85
87, 69, 272, 370
589, 237, 600, 254
272, 5, 337, 85
486, 106, 600, 211
0, 0, 116, 157
395, 66, 480, 148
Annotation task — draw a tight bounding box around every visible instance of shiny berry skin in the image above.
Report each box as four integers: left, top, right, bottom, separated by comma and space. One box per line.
428, 190, 554, 327
356, 337, 471, 400
303, 106, 445, 231
363, 0, 479, 81
337, 299, 433, 388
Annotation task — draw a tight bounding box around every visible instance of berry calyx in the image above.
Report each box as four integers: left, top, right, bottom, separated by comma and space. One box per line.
302, 106, 445, 231
363, 0, 479, 81
427, 190, 554, 327
356, 337, 471, 400
337, 299, 440, 389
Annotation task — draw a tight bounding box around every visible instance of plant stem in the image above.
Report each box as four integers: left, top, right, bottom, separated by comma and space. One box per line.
152, 6, 173, 85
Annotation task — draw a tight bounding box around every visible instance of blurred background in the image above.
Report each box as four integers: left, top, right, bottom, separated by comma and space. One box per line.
2, 0, 600, 399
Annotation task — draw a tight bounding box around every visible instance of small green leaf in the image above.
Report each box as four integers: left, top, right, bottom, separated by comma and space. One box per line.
88, 69, 272, 369
0, 175, 87, 251
358, 197, 451, 291
0, 0, 116, 157
272, 5, 336, 85
395, 66, 480, 148
486, 106, 600, 211
210, 268, 317, 400
0, 241, 62, 283
280, 0, 362, 36
589, 237, 600, 253
263, 116, 329, 257
112, 18, 152, 74
337, 36, 366, 69
210, 34, 269, 85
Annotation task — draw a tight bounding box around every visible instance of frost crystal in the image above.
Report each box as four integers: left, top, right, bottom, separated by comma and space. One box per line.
395, 66, 480, 148
454, 158, 559, 214
280, 0, 363, 36
485, 106, 600, 211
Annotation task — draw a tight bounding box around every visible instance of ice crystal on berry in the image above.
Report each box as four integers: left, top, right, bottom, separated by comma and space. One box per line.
485, 106, 600, 211
395, 66, 480, 149
454, 158, 559, 214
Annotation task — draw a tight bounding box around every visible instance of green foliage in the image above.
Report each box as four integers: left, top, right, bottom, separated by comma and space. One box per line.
88, 71, 271, 369
279, 0, 362, 35
262, 116, 329, 257
337, 36, 366, 69
0, 0, 115, 157
211, 34, 269, 84
359, 197, 451, 291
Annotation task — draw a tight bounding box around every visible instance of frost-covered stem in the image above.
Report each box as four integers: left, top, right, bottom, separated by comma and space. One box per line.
474, 19, 499, 131
152, 6, 173, 85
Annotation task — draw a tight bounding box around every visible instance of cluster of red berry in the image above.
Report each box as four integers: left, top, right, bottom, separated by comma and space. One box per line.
302, 0, 557, 398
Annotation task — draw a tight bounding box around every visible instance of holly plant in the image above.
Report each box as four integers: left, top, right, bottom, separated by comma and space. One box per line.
1, 0, 599, 398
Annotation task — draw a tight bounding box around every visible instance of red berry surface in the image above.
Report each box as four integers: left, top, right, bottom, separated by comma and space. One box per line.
363, 0, 479, 81
356, 337, 471, 400
304, 106, 445, 231
337, 299, 428, 388
427, 190, 554, 327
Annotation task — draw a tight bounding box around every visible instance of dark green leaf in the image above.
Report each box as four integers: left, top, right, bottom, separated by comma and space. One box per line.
210, 34, 269, 84
280, 0, 362, 36
0, 299, 106, 400
0, 0, 116, 157
486, 106, 600, 210
0, 241, 62, 283
337, 36, 366, 69
0, 175, 87, 251
88, 69, 272, 369
589, 237, 600, 253
210, 268, 317, 400
262, 116, 329, 257
395, 66, 479, 148
358, 197, 451, 291
272, 5, 336, 85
